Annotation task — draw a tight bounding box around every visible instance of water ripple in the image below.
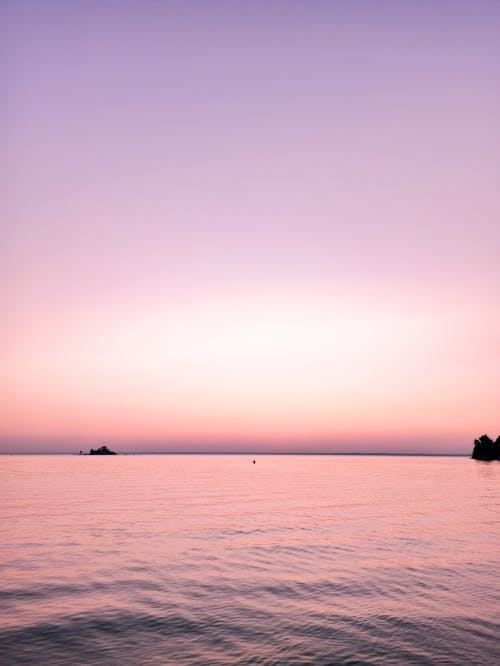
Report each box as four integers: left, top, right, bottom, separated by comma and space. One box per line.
1, 454, 499, 665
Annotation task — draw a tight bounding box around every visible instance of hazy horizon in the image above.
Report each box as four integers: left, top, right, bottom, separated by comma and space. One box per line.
2, 1, 499, 454
0, 435, 480, 456
0, 446, 471, 456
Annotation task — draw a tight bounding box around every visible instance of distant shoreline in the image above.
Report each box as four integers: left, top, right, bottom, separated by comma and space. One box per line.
0, 452, 469, 457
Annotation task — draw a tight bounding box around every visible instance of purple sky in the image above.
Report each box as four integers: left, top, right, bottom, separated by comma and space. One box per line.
1, 1, 499, 453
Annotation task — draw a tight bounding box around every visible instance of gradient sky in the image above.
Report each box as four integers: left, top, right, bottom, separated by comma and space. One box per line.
1, 1, 499, 453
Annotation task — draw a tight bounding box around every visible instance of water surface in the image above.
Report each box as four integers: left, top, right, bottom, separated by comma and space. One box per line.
1, 454, 499, 665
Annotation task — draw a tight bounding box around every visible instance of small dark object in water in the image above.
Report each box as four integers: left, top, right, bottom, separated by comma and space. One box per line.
89, 445, 116, 455
471, 434, 500, 461
253, 459, 256, 464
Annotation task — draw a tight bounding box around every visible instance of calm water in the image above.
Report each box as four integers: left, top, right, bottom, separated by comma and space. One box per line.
1, 454, 499, 665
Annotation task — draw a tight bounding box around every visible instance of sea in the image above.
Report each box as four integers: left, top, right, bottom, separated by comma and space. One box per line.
1, 454, 499, 665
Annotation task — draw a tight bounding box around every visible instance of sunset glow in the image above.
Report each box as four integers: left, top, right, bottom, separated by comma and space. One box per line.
1, 1, 499, 452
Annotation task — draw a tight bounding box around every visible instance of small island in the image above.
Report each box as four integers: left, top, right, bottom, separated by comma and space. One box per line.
471, 435, 500, 461
89, 445, 116, 455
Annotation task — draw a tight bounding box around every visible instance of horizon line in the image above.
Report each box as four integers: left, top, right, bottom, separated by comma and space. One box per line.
0, 451, 470, 457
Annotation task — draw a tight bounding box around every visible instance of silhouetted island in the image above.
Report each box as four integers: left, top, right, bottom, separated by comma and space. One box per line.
471, 435, 500, 461
89, 445, 116, 455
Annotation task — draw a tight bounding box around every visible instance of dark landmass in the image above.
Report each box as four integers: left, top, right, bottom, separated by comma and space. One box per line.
89, 445, 116, 455
471, 435, 500, 461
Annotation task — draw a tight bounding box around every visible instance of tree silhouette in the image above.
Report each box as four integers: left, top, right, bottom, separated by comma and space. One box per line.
472, 434, 499, 460
89, 445, 116, 455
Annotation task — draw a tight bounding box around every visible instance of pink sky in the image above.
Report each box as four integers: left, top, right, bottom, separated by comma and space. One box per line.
1, 1, 499, 453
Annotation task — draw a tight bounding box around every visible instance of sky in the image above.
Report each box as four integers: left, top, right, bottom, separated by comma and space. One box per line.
1, 0, 499, 453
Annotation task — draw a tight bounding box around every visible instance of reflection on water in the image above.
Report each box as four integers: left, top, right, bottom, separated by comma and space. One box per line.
1, 454, 499, 665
